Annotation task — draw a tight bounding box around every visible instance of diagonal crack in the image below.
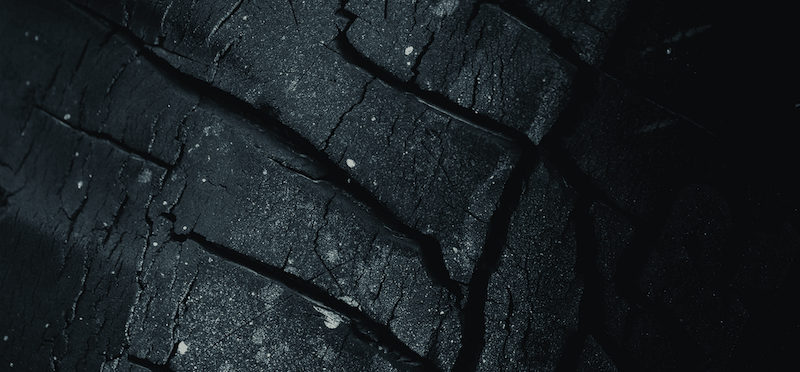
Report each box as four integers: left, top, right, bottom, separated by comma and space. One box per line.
67, 0, 463, 304
207, 0, 244, 41
488, 12, 707, 364
33, 105, 171, 170
554, 196, 636, 372
175, 230, 441, 372
408, 31, 435, 85
330, 5, 520, 143
451, 143, 539, 371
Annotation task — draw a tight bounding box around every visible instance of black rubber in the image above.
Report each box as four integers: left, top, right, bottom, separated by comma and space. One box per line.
1, 0, 797, 371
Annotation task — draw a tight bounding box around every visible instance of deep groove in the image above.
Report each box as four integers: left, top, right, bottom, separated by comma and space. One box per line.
331, 3, 632, 370
482, 2, 653, 370
33, 105, 171, 170
451, 145, 539, 371
177, 231, 440, 372
494, 4, 636, 224
127, 355, 176, 372
555, 197, 637, 371
67, 1, 681, 371
67, 0, 462, 303
492, 5, 712, 369
489, 1, 587, 71
334, 7, 588, 371
332, 7, 525, 143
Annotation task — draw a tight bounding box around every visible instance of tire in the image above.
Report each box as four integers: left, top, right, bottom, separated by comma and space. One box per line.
1, 0, 796, 371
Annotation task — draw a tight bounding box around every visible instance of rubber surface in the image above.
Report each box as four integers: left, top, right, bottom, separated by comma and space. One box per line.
1, 0, 797, 371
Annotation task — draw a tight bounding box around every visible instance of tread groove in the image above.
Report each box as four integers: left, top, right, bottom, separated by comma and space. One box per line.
67, 0, 463, 305
175, 231, 441, 372
451, 145, 539, 372
332, 4, 524, 143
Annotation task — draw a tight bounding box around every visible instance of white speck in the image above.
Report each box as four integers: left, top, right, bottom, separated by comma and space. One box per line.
195, 144, 200, 148
24, 31, 29, 37
25, 81, 30, 86
243, 15, 248, 20
75, 152, 79, 157
34, 35, 39, 41
340, 296, 359, 307
406, 62, 411, 66
371, 116, 376, 121
9, 362, 12, 367
163, 201, 168, 205
152, 242, 158, 247
262, 169, 268, 175
440, 311, 445, 315
346, 159, 356, 168
201, 178, 206, 182
63, 113, 71, 120
404, 46, 414, 55
178, 341, 188, 355
138, 168, 152, 184
432, 0, 458, 17
44, 323, 49, 328
183, 226, 188, 230
313, 306, 344, 329
77, 181, 83, 189
666, 48, 672, 54
3, 335, 7, 341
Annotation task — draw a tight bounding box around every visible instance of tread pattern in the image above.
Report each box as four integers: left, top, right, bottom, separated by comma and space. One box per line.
1, 0, 797, 371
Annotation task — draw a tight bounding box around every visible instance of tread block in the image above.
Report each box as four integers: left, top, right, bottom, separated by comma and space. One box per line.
479, 163, 581, 371
85, 0, 519, 284
347, 1, 576, 143
519, 0, 629, 65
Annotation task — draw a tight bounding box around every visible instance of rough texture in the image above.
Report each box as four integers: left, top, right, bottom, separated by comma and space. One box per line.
1, 0, 798, 371
479, 163, 580, 371
75, 0, 519, 285
346, 1, 576, 143
520, 0, 629, 66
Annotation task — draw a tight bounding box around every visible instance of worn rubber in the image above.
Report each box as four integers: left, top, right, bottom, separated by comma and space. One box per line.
1, 0, 797, 371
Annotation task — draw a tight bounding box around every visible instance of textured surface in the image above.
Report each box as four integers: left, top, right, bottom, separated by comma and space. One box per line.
1, 0, 797, 371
